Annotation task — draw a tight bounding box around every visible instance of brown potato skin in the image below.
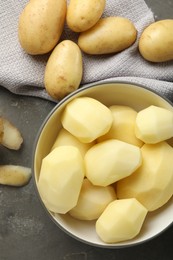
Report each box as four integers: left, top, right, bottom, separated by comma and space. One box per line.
18, 0, 66, 55
139, 19, 173, 62
78, 17, 137, 55
44, 40, 83, 100
67, 0, 106, 32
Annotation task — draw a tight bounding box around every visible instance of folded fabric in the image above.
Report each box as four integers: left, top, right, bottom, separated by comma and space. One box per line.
0, 0, 173, 102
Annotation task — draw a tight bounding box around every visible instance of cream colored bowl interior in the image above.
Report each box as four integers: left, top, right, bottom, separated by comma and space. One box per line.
33, 82, 173, 248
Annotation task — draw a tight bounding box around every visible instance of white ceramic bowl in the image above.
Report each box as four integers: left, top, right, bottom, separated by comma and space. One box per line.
33, 81, 173, 248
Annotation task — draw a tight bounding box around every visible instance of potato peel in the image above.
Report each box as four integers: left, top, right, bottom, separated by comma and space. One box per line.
0, 117, 23, 150
0, 117, 4, 143
0, 165, 31, 187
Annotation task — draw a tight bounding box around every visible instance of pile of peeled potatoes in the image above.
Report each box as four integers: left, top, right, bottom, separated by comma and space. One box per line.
18, 0, 173, 100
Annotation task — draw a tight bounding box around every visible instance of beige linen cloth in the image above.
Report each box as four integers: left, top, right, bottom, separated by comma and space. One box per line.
0, 0, 173, 102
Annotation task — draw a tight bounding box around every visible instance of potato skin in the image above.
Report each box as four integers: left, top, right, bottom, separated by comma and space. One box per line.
67, 0, 105, 32
44, 40, 83, 100
139, 19, 173, 62
18, 0, 66, 55
78, 17, 137, 55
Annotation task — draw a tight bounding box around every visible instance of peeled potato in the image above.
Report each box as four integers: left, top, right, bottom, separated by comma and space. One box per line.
38, 146, 85, 214
117, 141, 173, 211
61, 97, 113, 143
135, 105, 173, 144
0, 118, 23, 150
98, 105, 143, 147
51, 128, 94, 157
96, 198, 147, 243
84, 139, 142, 186
69, 178, 116, 220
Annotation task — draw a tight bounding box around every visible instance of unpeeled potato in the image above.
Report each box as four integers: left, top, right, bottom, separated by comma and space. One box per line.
139, 19, 173, 62
44, 40, 83, 100
18, 0, 66, 54
66, 0, 106, 32
78, 17, 137, 55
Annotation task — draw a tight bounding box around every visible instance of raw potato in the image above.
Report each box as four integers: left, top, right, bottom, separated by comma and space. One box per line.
78, 17, 137, 55
117, 142, 173, 211
1, 118, 23, 150
61, 97, 113, 143
98, 105, 143, 147
139, 19, 173, 62
135, 105, 173, 144
69, 178, 116, 220
0, 165, 31, 187
66, 0, 106, 32
85, 139, 142, 186
51, 128, 94, 157
18, 0, 66, 54
96, 199, 147, 243
38, 146, 85, 214
44, 40, 83, 100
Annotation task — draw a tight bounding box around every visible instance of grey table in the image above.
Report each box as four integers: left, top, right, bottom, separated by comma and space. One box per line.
0, 1, 173, 259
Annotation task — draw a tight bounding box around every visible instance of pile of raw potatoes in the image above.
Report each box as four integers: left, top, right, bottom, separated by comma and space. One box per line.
18, 0, 173, 100
38, 96, 173, 243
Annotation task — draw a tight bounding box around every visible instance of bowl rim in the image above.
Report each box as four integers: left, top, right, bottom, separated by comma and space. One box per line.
32, 79, 173, 248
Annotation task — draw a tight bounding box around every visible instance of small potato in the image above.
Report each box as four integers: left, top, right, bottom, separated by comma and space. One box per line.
78, 17, 137, 55
85, 139, 142, 186
139, 19, 173, 62
38, 146, 85, 214
98, 105, 143, 147
69, 178, 116, 220
44, 40, 83, 100
117, 142, 173, 211
51, 128, 94, 157
96, 199, 147, 243
66, 0, 105, 32
61, 97, 113, 143
135, 105, 173, 144
18, 0, 66, 54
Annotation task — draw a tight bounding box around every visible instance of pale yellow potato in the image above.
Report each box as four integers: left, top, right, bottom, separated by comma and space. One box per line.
38, 146, 85, 214
44, 40, 83, 100
1, 118, 23, 150
96, 199, 147, 243
85, 139, 142, 186
66, 0, 105, 32
51, 128, 94, 157
78, 17, 137, 55
139, 19, 173, 62
18, 0, 66, 54
117, 142, 173, 211
98, 105, 143, 147
135, 105, 173, 144
61, 97, 113, 143
0, 165, 31, 187
69, 178, 116, 220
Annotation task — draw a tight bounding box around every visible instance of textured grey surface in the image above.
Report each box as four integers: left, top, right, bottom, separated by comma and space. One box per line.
0, 1, 173, 260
